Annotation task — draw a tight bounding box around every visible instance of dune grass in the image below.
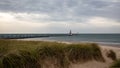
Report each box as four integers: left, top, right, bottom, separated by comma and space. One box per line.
65, 43, 105, 63
107, 50, 116, 61
0, 39, 104, 68
110, 59, 120, 68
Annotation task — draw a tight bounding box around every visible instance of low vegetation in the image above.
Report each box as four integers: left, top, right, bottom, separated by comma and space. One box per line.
107, 50, 116, 60
0, 39, 104, 68
65, 43, 105, 63
110, 59, 120, 68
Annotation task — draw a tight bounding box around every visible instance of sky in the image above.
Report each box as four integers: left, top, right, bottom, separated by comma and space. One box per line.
0, 0, 120, 33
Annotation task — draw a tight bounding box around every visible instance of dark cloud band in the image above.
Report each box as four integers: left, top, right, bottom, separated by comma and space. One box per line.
0, 0, 120, 22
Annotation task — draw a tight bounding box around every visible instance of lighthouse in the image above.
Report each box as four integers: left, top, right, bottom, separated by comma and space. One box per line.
68, 30, 72, 36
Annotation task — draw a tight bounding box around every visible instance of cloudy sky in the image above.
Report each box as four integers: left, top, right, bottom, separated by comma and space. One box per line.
0, 0, 120, 33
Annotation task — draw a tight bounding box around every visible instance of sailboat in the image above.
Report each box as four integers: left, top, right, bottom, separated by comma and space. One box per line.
68, 30, 72, 36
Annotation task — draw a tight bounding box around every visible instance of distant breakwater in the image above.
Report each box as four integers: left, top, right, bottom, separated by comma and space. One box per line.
0, 34, 70, 39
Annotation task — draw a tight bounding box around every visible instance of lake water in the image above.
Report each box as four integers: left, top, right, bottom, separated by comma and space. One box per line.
22, 34, 120, 46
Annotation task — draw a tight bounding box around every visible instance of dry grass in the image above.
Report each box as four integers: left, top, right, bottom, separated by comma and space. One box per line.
0, 39, 104, 68
107, 50, 116, 61
110, 59, 120, 68
65, 43, 105, 63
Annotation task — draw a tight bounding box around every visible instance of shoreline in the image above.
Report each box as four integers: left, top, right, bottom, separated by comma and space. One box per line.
17, 38, 120, 48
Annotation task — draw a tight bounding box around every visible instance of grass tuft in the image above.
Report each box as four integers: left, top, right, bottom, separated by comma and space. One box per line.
107, 50, 116, 61
110, 59, 120, 68
2, 54, 23, 68
36, 44, 69, 68
19, 50, 40, 68
65, 43, 105, 63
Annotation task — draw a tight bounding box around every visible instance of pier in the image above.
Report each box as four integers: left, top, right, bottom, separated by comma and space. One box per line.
0, 34, 69, 39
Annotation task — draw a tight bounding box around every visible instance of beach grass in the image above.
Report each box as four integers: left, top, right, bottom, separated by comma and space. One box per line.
107, 50, 116, 61
0, 39, 104, 68
65, 43, 105, 63
110, 59, 120, 68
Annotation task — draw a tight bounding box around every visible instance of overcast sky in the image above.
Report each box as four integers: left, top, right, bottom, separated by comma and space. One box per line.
0, 0, 120, 33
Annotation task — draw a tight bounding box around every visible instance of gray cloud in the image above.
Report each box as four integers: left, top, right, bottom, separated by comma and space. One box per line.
0, 0, 120, 22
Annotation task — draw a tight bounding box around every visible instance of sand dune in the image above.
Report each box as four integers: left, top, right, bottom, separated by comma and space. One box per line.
70, 45, 120, 68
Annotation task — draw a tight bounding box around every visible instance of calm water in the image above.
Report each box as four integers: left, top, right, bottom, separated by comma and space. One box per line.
23, 34, 120, 46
